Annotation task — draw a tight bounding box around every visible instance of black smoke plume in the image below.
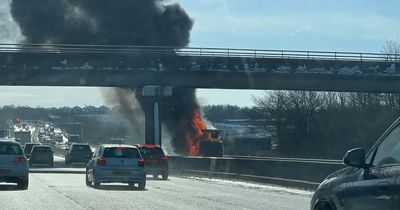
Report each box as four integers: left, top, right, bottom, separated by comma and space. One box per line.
11, 0, 192, 46
10, 0, 198, 154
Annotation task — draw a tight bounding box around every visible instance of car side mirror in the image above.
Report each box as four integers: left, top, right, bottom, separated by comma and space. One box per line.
343, 148, 367, 169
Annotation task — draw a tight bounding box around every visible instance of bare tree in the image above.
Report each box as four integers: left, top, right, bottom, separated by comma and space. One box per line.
381, 40, 400, 62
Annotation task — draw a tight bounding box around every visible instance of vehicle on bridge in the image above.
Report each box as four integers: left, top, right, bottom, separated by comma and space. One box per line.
29, 145, 54, 167
86, 144, 146, 190
65, 143, 93, 166
199, 129, 224, 157
0, 140, 29, 189
135, 144, 169, 180
311, 116, 400, 210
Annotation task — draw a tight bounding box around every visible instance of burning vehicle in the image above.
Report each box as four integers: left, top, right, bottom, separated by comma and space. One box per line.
185, 110, 224, 157
198, 129, 223, 157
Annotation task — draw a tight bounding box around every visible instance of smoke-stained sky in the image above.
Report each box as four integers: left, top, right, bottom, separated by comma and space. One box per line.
11, 0, 192, 46
0, 0, 399, 107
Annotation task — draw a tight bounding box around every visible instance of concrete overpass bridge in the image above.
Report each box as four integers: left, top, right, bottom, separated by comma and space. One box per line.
0, 43, 399, 93
1, 43, 399, 145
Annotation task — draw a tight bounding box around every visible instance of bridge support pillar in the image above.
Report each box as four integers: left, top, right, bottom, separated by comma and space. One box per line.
140, 86, 172, 146
141, 100, 161, 145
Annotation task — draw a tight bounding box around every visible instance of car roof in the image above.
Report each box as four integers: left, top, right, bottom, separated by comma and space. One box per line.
101, 144, 138, 149
135, 144, 161, 149
0, 140, 20, 144
33, 145, 51, 148
71, 143, 90, 146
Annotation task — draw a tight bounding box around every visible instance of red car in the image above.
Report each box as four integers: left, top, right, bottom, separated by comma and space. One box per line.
135, 144, 169, 180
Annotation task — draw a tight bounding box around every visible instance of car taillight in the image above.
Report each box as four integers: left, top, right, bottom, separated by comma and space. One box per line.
15, 156, 27, 163
161, 156, 168, 161
138, 158, 145, 167
97, 156, 106, 166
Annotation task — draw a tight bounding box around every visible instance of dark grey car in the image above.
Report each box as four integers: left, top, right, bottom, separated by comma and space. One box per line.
311, 117, 400, 210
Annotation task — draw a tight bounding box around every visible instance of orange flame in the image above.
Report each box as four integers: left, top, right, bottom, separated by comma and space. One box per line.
185, 109, 208, 156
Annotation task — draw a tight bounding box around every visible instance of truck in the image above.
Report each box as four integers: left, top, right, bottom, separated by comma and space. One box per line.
14, 131, 31, 145
67, 134, 81, 144
198, 129, 224, 157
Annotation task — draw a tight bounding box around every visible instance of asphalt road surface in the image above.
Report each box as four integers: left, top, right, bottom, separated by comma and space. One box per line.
0, 173, 312, 210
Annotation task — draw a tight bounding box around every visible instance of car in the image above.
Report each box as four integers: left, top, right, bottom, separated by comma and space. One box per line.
311, 117, 400, 210
135, 144, 169, 180
0, 140, 29, 189
23, 143, 40, 158
65, 143, 93, 166
29, 145, 54, 167
86, 144, 146, 190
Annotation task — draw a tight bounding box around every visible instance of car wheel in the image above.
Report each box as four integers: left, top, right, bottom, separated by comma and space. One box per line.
153, 174, 158, 179
85, 171, 91, 187
93, 181, 101, 188
17, 178, 29, 190
314, 202, 333, 210
128, 182, 136, 190
138, 181, 146, 190
161, 172, 169, 180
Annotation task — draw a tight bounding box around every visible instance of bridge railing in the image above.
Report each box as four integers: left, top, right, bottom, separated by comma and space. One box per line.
0, 43, 398, 63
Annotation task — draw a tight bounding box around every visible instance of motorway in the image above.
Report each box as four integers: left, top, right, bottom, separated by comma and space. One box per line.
3, 124, 313, 209
0, 173, 312, 210
0, 153, 313, 210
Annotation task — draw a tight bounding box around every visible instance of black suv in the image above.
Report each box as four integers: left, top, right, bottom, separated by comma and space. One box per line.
311, 117, 400, 210
29, 145, 54, 167
136, 144, 169, 180
65, 143, 92, 166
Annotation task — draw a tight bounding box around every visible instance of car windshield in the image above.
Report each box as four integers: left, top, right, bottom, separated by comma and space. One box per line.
0, 143, 23, 155
103, 147, 140, 158
139, 147, 165, 158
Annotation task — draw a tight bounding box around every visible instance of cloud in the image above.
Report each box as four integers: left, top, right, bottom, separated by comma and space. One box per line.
0, 0, 23, 43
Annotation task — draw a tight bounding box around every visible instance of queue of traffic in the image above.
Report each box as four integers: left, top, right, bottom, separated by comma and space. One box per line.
0, 138, 169, 191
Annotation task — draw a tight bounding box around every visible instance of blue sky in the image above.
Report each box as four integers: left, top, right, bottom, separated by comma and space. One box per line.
0, 0, 399, 107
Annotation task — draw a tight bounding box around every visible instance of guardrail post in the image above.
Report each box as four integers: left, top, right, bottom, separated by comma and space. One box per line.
307, 51, 309, 60
227, 48, 230, 57
360, 53, 363, 62
281, 50, 284, 59
254, 50, 257, 58
200, 48, 202, 56
334, 52, 337, 61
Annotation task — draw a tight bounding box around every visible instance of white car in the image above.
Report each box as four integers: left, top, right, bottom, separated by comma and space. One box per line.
0, 140, 29, 189
86, 144, 146, 190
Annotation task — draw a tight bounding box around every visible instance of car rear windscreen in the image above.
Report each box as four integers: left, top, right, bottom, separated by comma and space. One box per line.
103, 147, 140, 158
71, 145, 91, 154
138, 147, 165, 157
24, 144, 39, 153
33, 147, 51, 152
0, 143, 23, 155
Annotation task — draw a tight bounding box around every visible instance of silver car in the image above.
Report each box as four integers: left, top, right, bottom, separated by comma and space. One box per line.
86, 144, 146, 190
0, 140, 29, 189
